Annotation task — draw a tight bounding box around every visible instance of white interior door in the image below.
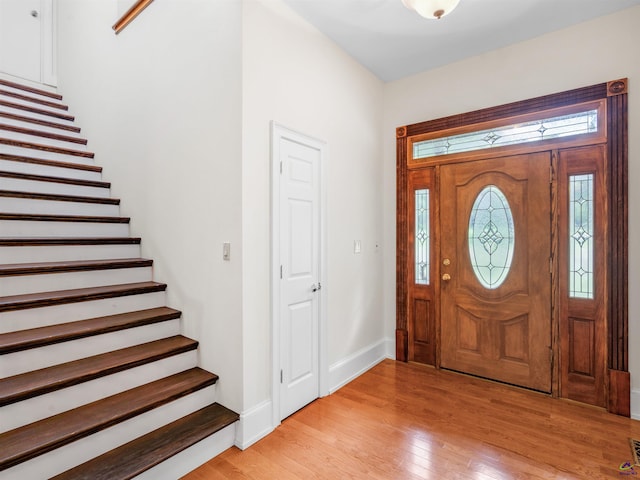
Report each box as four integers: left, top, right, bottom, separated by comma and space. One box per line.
0, 0, 55, 85
276, 128, 322, 420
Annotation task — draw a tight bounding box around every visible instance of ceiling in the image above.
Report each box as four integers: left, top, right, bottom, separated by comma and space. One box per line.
282, 0, 640, 82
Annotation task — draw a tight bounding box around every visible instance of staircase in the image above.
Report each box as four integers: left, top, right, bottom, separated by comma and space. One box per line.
0, 77, 238, 479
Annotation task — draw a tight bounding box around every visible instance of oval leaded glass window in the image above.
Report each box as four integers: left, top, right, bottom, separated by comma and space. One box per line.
468, 185, 515, 289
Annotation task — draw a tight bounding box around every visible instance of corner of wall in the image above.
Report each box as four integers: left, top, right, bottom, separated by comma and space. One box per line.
234, 399, 275, 450
235, 337, 395, 449
328, 337, 395, 394
631, 389, 640, 420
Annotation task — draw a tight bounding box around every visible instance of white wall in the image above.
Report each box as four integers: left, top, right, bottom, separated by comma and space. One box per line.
383, 5, 640, 416
56, 0, 244, 411
241, 0, 386, 415
55, 0, 388, 431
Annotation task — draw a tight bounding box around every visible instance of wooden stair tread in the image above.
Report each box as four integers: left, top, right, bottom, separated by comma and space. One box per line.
0, 123, 87, 145
0, 169, 109, 188
0, 212, 129, 223
0, 111, 80, 133
0, 189, 119, 205
0, 89, 68, 111
0, 368, 218, 471
0, 79, 63, 100
0, 99, 74, 121
0, 138, 94, 159
0, 336, 198, 407
0, 237, 141, 246
0, 257, 152, 276
0, 307, 181, 354
0, 152, 100, 172
51, 403, 238, 480
0, 281, 166, 313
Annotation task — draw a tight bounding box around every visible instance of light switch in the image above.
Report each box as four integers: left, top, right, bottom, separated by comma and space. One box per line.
223, 242, 231, 261
354, 240, 361, 254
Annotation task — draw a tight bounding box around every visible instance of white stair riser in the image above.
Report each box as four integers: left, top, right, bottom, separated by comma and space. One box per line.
0, 144, 95, 166
0, 350, 202, 435
0, 219, 129, 238
0, 116, 84, 139
0, 130, 88, 151
0, 103, 76, 128
135, 423, 236, 480
1, 318, 181, 378
0, 291, 166, 333
0, 266, 152, 297
0, 176, 110, 198
0, 196, 119, 216
0, 244, 141, 264
2, 352, 199, 434
2, 384, 216, 480
0, 93, 70, 117
0, 80, 59, 99
0, 158, 102, 182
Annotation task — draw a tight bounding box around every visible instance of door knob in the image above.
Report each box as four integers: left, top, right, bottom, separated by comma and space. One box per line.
31, 10, 39, 18
442, 273, 451, 281
311, 283, 322, 292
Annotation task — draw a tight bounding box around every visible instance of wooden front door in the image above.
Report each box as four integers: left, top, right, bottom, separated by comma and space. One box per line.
440, 152, 552, 392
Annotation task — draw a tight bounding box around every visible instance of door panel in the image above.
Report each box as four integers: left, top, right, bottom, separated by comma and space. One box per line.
279, 136, 320, 420
557, 145, 606, 407
407, 169, 436, 365
0, 0, 42, 82
440, 152, 552, 392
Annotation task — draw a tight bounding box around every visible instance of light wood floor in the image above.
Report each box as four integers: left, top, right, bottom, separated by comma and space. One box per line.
183, 359, 640, 479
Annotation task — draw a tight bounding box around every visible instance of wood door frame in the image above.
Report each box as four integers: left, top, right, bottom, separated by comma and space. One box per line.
395, 79, 629, 416
270, 122, 329, 429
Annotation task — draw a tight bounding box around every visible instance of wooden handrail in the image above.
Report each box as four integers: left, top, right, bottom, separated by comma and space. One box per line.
112, 0, 155, 35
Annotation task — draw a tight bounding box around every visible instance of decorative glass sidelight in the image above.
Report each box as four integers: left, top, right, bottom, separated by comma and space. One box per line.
468, 185, 515, 289
415, 189, 430, 285
413, 109, 598, 159
569, 174, 594, 299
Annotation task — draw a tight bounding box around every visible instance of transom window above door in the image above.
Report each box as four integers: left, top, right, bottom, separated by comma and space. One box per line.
406, 100, 606, 166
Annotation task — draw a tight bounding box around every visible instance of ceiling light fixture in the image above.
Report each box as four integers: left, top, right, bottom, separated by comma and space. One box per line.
401, 0, 461, 19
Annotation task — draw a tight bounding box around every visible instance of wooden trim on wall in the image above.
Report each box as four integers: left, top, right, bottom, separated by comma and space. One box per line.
609, 369, 631, 416
606, 83, 629, 374
113, 0, 155, 35
396, 127, 408, 361
403, 83, 608, 139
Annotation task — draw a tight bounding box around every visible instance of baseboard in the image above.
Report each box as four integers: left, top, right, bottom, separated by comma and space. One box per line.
384, 336, 396, 360
631, 389, 640, 420
234, 399, 274, 450
233, 337, 395, 450
328, 337, 395, 394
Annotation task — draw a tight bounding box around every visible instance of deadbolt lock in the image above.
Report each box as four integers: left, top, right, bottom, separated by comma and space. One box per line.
443, 258, 451, 266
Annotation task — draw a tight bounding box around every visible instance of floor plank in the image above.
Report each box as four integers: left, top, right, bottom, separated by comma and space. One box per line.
183, 360, 640, 479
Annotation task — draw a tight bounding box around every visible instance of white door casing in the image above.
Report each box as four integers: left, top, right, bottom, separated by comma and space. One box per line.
0, 0, 56, 86
271, 123, 327, 424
